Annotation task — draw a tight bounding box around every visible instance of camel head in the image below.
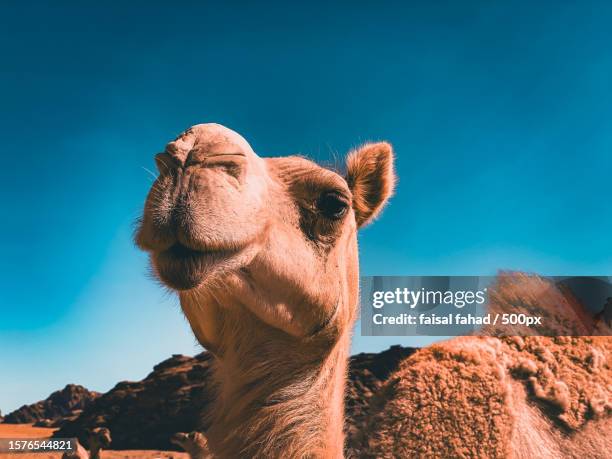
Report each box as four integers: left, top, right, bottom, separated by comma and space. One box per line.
171, 431, 208, 454
136, 123, 395, 352
88, 427, 111, 450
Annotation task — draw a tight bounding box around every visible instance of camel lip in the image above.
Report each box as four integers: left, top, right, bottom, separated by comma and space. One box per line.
159, 242, 239, 261
164, 243, 205, 260
154, 242, 243, 291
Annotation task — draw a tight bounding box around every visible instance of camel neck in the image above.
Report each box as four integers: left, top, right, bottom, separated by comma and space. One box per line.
205, 329, 350, 458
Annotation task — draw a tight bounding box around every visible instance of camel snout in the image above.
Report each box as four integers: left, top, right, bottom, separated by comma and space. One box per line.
171, 432, 188, 444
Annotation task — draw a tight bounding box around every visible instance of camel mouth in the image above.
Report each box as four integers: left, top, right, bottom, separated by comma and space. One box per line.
164, 243, 207, 260
161, 242, 239, 261
170, 432, 188, 444
154, 242, 241, 291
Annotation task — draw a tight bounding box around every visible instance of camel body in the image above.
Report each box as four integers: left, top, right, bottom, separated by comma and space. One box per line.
358, 335, 611, 458
171, 431, 211, 459
61, 441, 89, 459
61, 428, 111, 459
358, 275, 611, 458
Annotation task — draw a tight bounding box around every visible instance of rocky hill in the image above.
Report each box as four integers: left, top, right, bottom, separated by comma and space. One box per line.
53, 345, 416, 451
3, 384, 100, 424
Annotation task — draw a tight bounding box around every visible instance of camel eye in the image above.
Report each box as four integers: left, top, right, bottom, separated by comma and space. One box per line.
317, 192, 348, 219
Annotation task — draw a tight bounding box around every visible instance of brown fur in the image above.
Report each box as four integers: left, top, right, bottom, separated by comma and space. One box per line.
484, 273, 602, 337
360, 275, 611, 458
363, 336, 611, 459
136, 124, 395, 458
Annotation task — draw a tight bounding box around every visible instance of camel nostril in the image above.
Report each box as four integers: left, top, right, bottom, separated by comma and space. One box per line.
187, 153, 246, 166
190, 154, 247, 182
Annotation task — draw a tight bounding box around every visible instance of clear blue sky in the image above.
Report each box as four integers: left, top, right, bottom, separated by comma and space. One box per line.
1, 1, 611, 413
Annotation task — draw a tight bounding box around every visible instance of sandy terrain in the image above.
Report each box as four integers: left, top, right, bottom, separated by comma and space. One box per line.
0, 425, 187, 458
0, 424, 57, 439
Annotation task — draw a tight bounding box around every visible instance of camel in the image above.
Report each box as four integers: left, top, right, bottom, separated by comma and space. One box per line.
352, 275, 612, 458
136, 123, 395, 458
356, 335, 611, 458
136, 124, 610, 458
171, 431, 211, 459
61, 427, 111, 459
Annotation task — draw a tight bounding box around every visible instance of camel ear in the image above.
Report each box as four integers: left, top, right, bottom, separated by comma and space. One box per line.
345, 142, 396, 228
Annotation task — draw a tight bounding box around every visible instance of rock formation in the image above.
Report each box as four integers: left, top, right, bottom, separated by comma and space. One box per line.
3, 384, 99, 425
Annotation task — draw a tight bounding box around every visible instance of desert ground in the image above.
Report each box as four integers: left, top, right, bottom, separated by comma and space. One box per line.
0, 424, 187, 459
